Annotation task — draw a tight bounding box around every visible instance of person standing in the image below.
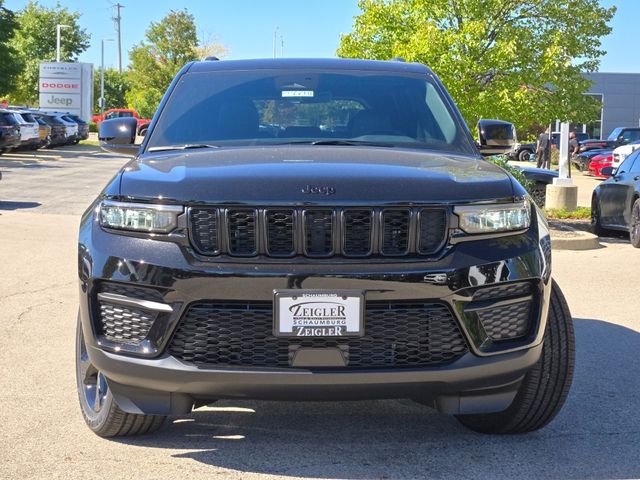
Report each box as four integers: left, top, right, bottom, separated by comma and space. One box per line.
536, 128, 551, 169
569, 132, 582, 177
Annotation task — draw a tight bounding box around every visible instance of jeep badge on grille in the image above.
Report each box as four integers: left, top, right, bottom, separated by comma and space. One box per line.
301, 185, 336, 195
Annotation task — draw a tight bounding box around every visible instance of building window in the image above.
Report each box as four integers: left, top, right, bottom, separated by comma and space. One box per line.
584, 93, 603, 139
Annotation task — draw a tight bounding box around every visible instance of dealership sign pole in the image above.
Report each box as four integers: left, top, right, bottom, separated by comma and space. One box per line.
546, 122, 578, 211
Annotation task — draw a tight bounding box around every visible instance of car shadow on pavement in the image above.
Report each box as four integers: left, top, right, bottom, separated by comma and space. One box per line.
118, 318, 640, 479
0, 200, 41, 210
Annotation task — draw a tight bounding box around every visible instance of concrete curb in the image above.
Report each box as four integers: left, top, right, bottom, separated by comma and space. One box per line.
550, 230, 601, 250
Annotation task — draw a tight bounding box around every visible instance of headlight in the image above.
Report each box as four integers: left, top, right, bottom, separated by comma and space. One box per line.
99, 201, 182, 233
454, 200, 531, 234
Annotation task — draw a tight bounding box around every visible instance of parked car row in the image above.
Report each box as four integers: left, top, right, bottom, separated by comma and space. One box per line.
0, 107, 89, 154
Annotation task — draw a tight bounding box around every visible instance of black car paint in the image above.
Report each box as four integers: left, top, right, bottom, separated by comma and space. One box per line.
518, 166, 558, 185
0, 111, 21, 152
121, 147, 515, 204
80, 58, 552, 416
66, 114, 90, 141
594, 148, 640, 229
35, 113, 70, 146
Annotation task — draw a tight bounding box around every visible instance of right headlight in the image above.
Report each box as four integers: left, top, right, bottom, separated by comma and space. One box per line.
454, 200, 531, 234
99, 200, 183, 233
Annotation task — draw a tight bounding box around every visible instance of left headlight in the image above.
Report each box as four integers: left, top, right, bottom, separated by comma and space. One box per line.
454, 200, 531, 234
99, 200, 183, 233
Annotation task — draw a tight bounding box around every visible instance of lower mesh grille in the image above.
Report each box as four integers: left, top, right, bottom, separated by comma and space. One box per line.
478, 301, 531, 340
95, 283, 163, 344
97, 303, 155, 344
168, 302, 468, 368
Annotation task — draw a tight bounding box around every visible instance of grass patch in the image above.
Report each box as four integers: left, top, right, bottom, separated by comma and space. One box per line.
79, 139, 100, 147
545, 206, 591, 219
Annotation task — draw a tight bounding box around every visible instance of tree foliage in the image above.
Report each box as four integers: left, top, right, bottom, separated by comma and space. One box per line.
126, 9, 200, 118
10, 0, 89, 105
93, 68, 130, 111
338, 0, 616, 136
0, 1, 22, 96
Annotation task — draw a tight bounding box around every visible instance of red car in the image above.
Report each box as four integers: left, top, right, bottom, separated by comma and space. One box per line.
589, 153, 613, 178
92, 108, 152, 136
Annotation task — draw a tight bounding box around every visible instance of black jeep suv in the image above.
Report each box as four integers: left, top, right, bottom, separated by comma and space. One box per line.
78, 58, 574, 437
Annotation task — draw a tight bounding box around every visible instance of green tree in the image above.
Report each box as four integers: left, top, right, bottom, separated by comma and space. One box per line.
338, 0, 615, 136
126, 9, 199, 118
0, 1, 22, 96
93, 68, 130, 111
10, 0, 89, 105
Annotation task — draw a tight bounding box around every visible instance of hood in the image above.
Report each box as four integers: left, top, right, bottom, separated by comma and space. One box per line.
119, 146, 514, 204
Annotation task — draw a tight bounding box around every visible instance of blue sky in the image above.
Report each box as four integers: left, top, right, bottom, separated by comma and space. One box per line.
4, 0, 635, 72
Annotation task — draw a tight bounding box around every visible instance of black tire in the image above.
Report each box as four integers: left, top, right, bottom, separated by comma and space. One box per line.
456, 280, 575, 434
530, 182, 546, 208
591, 195, 607, 237
138, 127, 148, 137
76, 316, 166, 437
518, 149, 531, 162
629, 198, 640, 248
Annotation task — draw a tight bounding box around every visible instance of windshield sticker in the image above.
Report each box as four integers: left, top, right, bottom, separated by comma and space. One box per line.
282, 90, 314, 98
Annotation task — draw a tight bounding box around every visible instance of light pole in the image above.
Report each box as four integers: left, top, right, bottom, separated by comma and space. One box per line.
273, 27, 279, 58
100, 39, 114, 114
56, 24, 70, 62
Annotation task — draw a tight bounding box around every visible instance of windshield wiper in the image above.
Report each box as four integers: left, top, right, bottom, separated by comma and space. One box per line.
277, 139, 395, 147
147, 144, 220, 152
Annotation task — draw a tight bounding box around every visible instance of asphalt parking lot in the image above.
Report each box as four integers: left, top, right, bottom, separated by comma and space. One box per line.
1, 146, 639, 479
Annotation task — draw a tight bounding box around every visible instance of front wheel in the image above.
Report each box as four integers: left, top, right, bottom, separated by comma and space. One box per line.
518, 149, 531, 162
76, 316, 166, 437
456, 280, 575, 434
629, 198, 640, 248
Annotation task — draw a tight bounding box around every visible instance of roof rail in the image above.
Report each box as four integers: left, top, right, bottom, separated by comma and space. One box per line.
390, 57, 406, 62
204, 56, 220, 61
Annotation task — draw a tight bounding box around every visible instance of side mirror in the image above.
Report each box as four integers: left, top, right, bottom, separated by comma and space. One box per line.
99, 117, 140, 156
476, 119, 516, 157
600, 166, 614, 176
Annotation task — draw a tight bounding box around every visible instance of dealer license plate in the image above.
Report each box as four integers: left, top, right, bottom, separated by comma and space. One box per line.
274, 290, 364, 337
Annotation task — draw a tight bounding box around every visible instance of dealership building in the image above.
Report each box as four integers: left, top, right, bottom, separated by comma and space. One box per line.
565, 72, 640, 139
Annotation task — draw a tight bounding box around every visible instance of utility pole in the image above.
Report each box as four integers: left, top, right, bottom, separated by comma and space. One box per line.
113, 3, 124, 73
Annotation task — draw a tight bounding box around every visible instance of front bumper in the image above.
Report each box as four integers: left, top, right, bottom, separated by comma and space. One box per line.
78, 203, 551, 415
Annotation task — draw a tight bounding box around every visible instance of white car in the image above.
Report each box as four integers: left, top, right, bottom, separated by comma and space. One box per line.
612, 140, 640, 170
8, 110, 40, 149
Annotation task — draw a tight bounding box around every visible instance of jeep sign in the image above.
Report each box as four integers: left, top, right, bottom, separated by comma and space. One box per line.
38, 62, 93, 121
39, 93, 81, 109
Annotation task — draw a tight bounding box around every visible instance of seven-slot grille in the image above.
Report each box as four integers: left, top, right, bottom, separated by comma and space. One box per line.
189, 207, 448, 258
168, 301, 468, 369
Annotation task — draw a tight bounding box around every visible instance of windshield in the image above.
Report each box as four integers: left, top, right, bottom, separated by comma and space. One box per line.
608, 128, 622, 141
147, 69, 474, 154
